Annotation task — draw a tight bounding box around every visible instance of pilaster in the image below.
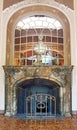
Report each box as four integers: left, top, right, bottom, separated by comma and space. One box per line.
0, 0, 5, 112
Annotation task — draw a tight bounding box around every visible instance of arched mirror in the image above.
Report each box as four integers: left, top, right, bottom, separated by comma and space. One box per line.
14, 15, 64, 66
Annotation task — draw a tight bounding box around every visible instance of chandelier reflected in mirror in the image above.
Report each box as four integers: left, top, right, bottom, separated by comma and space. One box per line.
34, 36, 47, 54
14, 15, 64, 66
33, 35, 56, 66
33, 35, 47, 65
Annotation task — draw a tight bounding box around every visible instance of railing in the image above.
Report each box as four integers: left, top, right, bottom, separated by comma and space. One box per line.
26, 94, 56, 119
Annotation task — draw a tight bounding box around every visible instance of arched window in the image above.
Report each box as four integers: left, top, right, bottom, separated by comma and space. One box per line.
14, 15, 64, 66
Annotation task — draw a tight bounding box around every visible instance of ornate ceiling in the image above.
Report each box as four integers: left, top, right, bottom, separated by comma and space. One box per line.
3, 0, 74, 10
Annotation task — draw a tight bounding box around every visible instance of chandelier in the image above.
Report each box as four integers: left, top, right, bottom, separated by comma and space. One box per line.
34, 36, 47, 54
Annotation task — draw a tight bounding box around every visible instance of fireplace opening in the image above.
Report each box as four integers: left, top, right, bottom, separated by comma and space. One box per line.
16, 78, 60, 119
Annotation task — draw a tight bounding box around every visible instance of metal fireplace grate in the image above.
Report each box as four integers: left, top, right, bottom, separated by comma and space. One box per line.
26, 93, 56, 119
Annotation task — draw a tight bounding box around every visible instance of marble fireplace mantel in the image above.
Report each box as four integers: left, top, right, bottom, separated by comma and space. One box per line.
3, 65, 73, 118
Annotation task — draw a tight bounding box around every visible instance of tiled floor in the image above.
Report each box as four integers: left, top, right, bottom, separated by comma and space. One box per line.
0, 114, 77, 130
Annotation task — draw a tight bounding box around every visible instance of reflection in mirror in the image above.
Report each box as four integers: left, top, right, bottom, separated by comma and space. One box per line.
14, 15, 64, 66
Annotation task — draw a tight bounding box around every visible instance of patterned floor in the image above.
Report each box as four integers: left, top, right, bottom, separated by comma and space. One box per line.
0, 114, 77, 130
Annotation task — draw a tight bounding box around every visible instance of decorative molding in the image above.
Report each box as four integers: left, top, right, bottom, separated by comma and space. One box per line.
3, 0, 73, 19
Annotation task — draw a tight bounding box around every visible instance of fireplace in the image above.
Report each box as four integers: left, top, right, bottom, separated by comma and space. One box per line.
3, 66, 73, 119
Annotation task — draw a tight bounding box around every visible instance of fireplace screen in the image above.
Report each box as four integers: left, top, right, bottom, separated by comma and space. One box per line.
26, 94, 56, 118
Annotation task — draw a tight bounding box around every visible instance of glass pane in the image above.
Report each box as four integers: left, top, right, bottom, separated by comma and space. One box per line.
15, 29, 20, 37
58, 44, 63, 51
21, 29, 26, 36
15, 38, 20, 44
58, 29, 63, 37
14, 45, 20, 51
52, 37, 57, 43
21, 37, 26, 43
58, 38, 63, 43
21, 44, 26, 51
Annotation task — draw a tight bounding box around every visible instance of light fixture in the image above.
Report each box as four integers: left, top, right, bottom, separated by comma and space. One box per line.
34, 35, 47, 54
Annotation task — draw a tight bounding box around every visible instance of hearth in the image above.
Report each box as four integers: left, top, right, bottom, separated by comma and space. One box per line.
3, 66, 73, 119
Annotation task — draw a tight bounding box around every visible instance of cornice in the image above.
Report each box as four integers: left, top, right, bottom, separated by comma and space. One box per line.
3, 0, 73, 14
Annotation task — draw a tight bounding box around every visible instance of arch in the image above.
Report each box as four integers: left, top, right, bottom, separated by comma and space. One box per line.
6, 5, 71, 65
14, 76, 63, 89
15, 77, 61, 117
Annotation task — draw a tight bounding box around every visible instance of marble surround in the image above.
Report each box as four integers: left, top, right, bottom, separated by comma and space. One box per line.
3, 65, 73, 118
